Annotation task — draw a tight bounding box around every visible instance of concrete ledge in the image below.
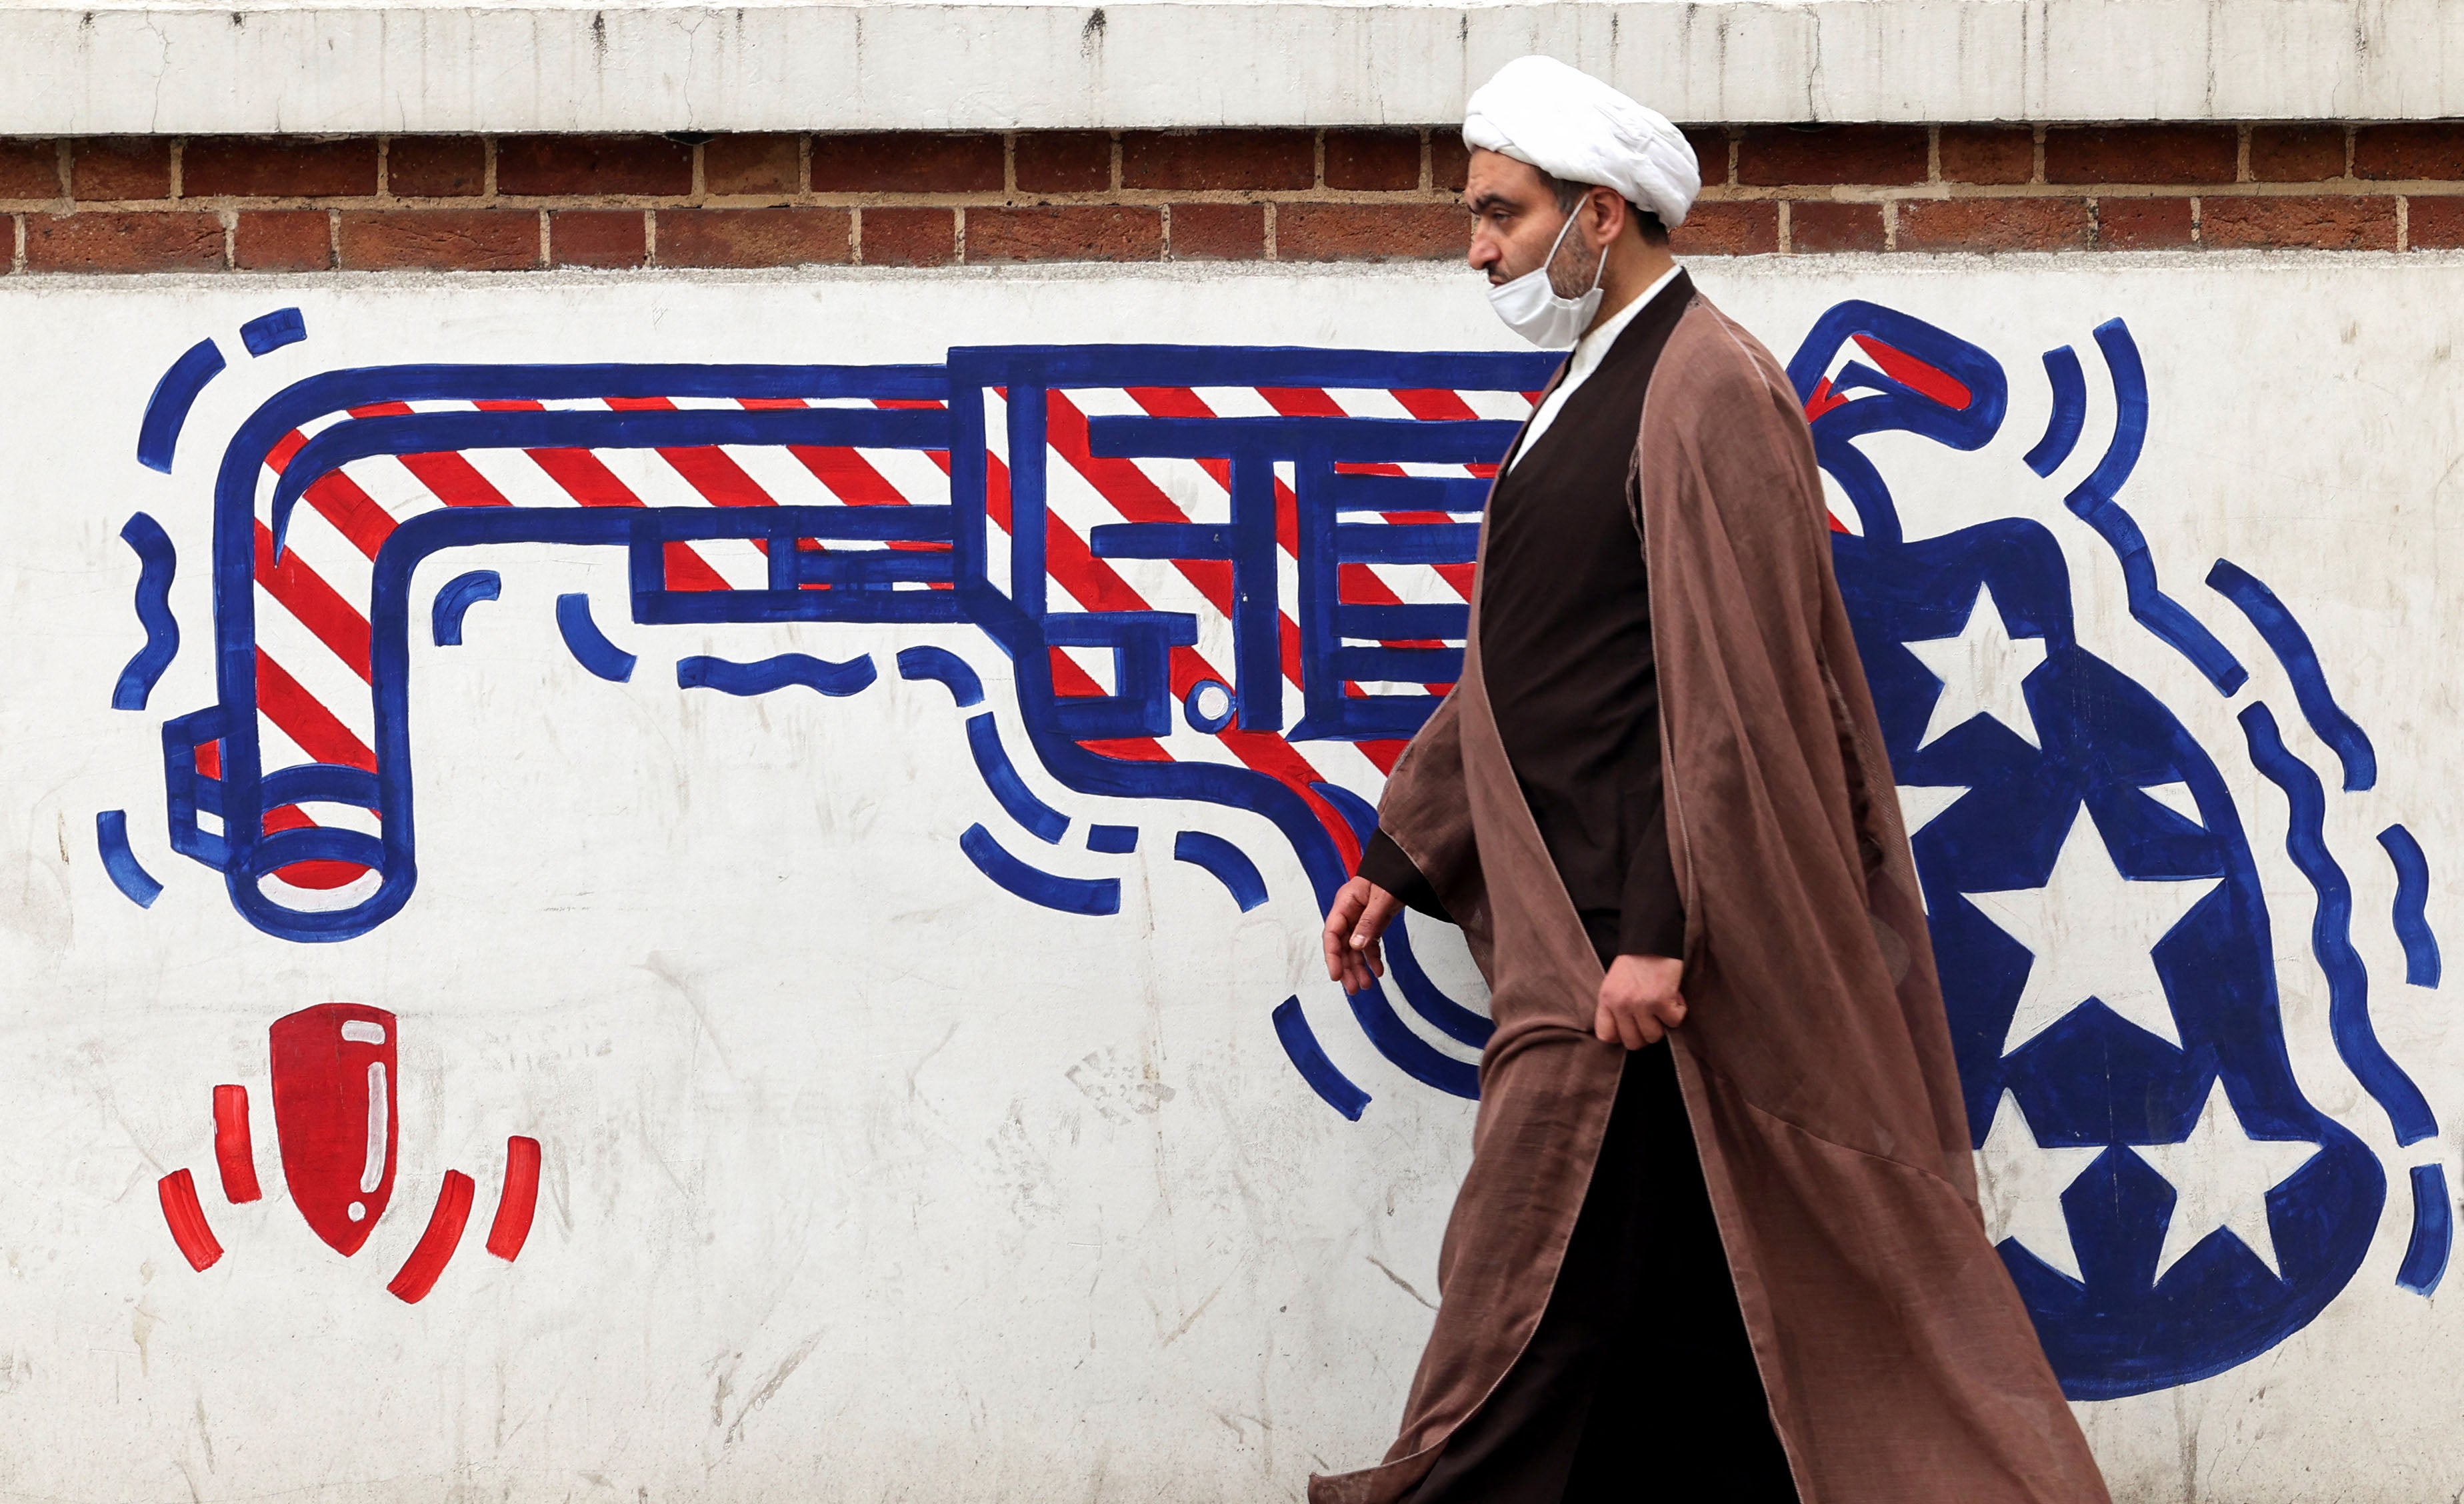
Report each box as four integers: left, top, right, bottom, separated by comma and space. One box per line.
1, 1, 2456, 135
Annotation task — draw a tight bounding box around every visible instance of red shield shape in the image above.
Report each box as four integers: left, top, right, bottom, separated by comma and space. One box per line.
268, 1004, 399, 1256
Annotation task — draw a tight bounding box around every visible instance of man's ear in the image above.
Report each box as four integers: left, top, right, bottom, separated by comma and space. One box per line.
1586, 185, 1628, 247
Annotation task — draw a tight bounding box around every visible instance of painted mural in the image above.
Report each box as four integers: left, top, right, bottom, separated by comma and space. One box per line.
5, 265, 2455, 1502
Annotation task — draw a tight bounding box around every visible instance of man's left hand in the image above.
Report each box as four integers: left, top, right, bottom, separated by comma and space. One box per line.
1595, 953, 1686, 1049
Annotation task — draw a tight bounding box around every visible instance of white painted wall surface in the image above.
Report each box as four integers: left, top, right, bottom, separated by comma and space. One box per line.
0, 0, 2456, 135
0, 255, 2457, 1503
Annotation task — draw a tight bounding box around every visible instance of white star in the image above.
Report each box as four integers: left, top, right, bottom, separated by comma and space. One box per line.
1903, 583, 2049, 749
2140, 781, 2201, 825
1975, 1089, 2103, 1282
1964, 806, 2222, 1053
1896, 785, 1969, 914
1896, 785, 1969, 836
2130, 1081, 2320, 1281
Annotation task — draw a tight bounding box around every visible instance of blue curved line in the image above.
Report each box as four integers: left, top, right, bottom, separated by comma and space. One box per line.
2399, 1164, 2453, 1296
1305, 780, 1493, 1048
429, 570, 500, 647
958, 823, 1119, 916
1272, 997, 1371, 1121
2067, 321, 2248, 695
137, 339, 227, 475
966, 713, 1069, 843
1173, 830, 1269, 911
1087, 824, 1138, 854
677, 652, 879, 698
2378, 824, 2442, 988
2206, 559, 2376, 791
1383, 914, 1495, 1049
111, 513, 179, 711
895, 645, 985, 708
239, 307, 307, 357
2024, 346, 2087, 477
1307, 780, 1380, 845
2239, 704, 2437, 1145
96, 811, 163, 909
553, 594, 635, 683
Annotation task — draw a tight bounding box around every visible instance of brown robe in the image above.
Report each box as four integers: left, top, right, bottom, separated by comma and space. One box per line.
1311, 292, 2110, 1504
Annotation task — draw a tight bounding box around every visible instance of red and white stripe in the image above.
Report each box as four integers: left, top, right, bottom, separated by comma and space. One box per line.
236, 383, 1527, 903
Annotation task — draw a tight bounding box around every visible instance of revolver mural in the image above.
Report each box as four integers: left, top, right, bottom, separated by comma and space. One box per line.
105, 303, 2444, 1399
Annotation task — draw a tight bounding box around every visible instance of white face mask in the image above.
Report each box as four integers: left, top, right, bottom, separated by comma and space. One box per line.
1485, 207, 1604, 350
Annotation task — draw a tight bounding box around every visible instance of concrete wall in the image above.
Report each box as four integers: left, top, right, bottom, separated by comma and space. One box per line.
0, 254, 2456, 1502
11, 0, 2464, 134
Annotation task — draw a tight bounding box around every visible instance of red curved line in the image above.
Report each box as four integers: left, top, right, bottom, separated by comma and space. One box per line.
485, 1136, 542, 1262
386, 1170, 475, 1304
211, 1086, 262, 1203
158, 1169, 223, 1271
1851, 335, 1973, 411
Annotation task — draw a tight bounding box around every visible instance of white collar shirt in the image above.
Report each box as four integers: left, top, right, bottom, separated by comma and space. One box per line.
1506, 263, 1685, 473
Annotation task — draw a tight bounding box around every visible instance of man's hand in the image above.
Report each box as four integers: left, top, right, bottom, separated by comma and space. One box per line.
1595, 953, 1687, 1049
1322, 877, 1403, 995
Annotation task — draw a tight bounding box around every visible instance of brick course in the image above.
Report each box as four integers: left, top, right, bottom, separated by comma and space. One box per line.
1789, 201, 1886, 253
663, 207, 852, 268
1169, 203, 1265, 260
338, 209, 539, 271
235, 210, 333, 271
0, 139, 61, 200
70, 139, 171, 201
857, 207, 952, 267
551, 209, 648, 268
2046, 125, 2238, 185
6, 124, 2464, 273
183, 137, 375, 199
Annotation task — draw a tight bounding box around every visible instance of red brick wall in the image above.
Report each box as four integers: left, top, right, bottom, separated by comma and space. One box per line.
1, 125, 2455, 273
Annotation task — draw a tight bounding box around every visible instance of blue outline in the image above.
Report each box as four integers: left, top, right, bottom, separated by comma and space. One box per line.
895, 645, 985, 708
112, 513, 179, 711
97, 811, 163, 908
2239, 704, 2436, 1145
959, 823, 1119, 915
137, 339, 226, 474
553, 594, 637, 683
1172, 830, 1268, 911
2399, 1164, 2453, 1296
949, 351, 1494, 1100
1785, 302, 2010, 549
1307, 779, 1494, 1049
2206, 559, 2376, 791
1183, 679, 1235, 733
165, 344, 1533, 1095
2378, 824, 2442, 988
1272, 997, 1371, 1120
2065, 322, 2248, 694
429, 570, 500, 647
1087, 824, 1138, 853
677, 653, 879, 698
189, 363, 949, 943
2025, 346, 2087, 477
240, 308, 307, 357
966, 713, 1069, 843
1383, 912, 1495, 1048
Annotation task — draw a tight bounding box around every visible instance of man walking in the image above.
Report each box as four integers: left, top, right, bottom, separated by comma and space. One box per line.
1313, 57, 2109, 1504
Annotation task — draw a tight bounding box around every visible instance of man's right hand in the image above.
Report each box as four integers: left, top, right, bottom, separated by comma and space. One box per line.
1322, 876, 1403, 995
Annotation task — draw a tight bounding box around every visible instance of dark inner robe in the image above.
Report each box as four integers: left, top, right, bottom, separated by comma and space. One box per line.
1358, 271, 1798, 1504
1359, 272, 1688, 964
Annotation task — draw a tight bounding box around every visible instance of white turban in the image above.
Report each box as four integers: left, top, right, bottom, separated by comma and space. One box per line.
1461, 55, 1701, 230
